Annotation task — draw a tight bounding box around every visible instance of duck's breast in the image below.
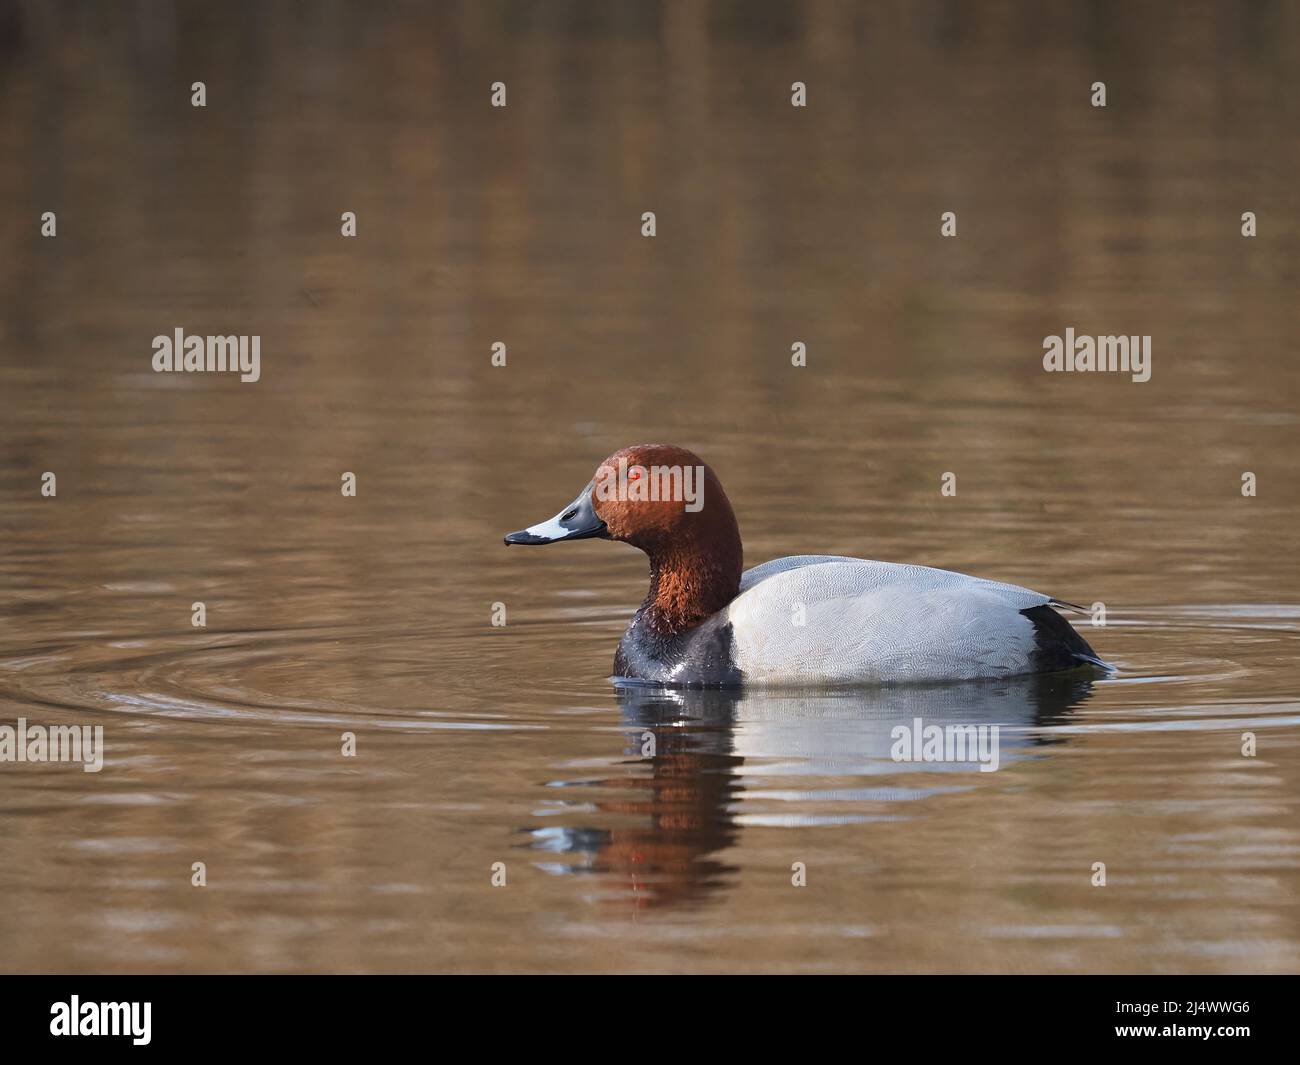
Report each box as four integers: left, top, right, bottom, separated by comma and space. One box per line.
726, 556, 1053, 684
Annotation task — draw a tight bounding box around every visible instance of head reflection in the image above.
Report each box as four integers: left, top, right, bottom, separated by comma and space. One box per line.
529, 673, 1096, 911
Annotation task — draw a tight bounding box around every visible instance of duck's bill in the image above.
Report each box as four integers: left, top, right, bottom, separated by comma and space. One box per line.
504, 483, 609, 545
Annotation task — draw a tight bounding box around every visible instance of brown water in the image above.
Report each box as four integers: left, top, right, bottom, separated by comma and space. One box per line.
2, 1, 1299, 973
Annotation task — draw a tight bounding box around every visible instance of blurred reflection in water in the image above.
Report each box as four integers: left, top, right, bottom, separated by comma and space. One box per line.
532, 674, 1095, 910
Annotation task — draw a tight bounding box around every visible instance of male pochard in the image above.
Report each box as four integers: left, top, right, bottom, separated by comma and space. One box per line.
504, 444, 1105, 688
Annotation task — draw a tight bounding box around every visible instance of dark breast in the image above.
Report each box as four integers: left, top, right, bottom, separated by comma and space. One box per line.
614, 609, 743, 688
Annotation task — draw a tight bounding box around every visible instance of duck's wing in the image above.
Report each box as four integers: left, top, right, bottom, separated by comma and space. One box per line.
726, 557, 1096, 685
740, 555, 1049, 606
739, 554, 859, 592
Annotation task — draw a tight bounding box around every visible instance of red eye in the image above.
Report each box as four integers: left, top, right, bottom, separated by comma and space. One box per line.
628, 466, 644, 480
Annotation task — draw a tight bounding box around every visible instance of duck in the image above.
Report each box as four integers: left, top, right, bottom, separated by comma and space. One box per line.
504, 444, 1106, 688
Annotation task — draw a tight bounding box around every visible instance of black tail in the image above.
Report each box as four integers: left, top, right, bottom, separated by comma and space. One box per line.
1021, 604, 1108, 673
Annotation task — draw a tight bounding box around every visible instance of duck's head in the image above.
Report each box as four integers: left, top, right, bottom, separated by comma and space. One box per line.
504, 443, 736, 552
504, 444, 743, 631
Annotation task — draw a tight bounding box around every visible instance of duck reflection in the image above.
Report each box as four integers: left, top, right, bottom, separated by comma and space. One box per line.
529, 672, 1097, 911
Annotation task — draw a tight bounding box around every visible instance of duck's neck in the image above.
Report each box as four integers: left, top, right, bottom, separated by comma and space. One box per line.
640, 536, 743, 637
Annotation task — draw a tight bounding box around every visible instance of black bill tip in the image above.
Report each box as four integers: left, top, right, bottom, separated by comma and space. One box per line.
504, 529, 549, 546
